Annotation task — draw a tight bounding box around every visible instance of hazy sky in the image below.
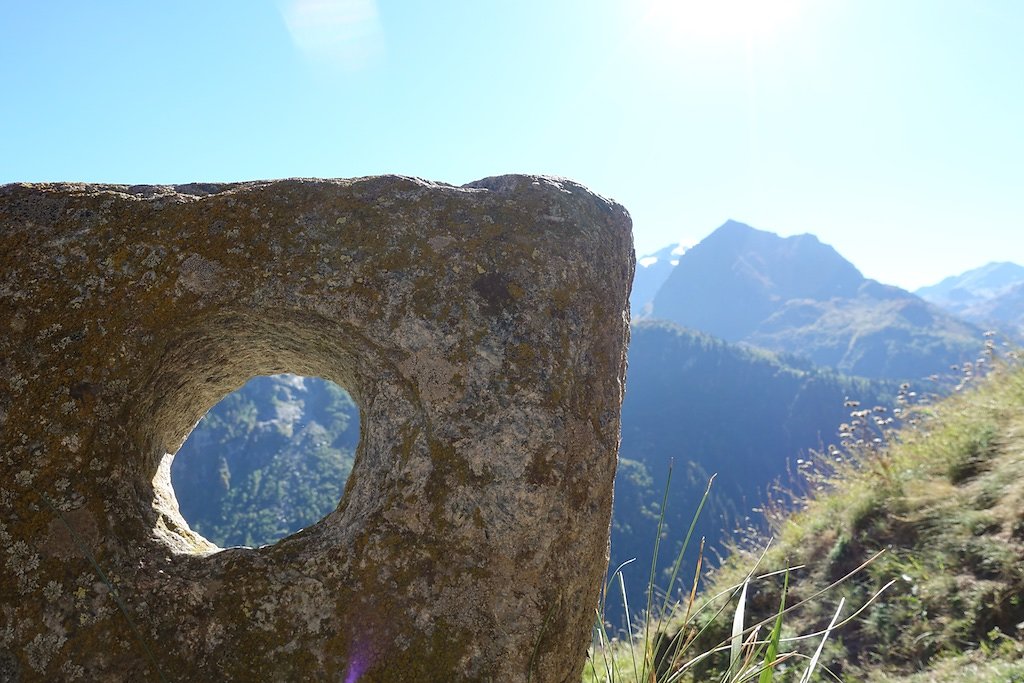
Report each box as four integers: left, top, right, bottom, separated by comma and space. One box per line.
2, 1, 1021, 290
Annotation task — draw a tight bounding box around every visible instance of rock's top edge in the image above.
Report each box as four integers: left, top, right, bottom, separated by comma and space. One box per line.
1, 175, 449, 199
0, 173, 624, 210
466, 174, 625, 214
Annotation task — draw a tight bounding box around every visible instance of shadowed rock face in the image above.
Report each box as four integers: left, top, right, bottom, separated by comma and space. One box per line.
0, 176, 633, 681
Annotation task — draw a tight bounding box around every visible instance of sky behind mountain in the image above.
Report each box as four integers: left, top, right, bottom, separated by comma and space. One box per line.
1, 0, 1021, 290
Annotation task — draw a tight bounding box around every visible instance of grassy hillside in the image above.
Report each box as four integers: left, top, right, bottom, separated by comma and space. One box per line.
590, 350, 1024, 682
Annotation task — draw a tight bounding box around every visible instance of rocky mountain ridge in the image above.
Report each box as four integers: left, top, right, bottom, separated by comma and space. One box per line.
916, 261, 1024, 336
640, 220, 983, 379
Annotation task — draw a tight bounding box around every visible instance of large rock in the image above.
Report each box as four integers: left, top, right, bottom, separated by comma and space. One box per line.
0, 176, 633, 681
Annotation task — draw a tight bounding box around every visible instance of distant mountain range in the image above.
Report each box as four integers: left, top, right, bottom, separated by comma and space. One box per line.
638, 220, 984, 380
916, 261, 1024, 336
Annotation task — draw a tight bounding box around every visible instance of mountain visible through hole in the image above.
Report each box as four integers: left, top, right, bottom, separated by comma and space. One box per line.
170, 374, 360, 548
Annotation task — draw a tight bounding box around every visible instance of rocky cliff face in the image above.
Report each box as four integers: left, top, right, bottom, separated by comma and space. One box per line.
0, 175, 633, 682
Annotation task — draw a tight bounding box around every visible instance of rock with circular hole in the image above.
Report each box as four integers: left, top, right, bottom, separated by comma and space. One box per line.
0, 176, 633, 681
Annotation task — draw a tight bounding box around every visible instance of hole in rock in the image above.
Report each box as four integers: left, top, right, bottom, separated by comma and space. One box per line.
170, 374, 360, 548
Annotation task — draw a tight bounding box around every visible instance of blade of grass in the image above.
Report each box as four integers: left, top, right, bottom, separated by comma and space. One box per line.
621, 571, 641, 682
592, 609, 615, 683
594, 557, 637, 683
642, 459, 675, 681
661, 536, 708, 676
661, 546, 857, 682
697, 550, 886, 663
799, 597, 845, 683
658, 541, 775, 683
744, 652, 799, 683
656, 474, 717, 626
661, 569, 891, 683
758, 567, 789, 683
739, 625, 763, 681
651, 473, 716, 679
729, 578, 750, 677
683, 536, 706, 626
725, 549, 883, 649
779, 579, 895, 644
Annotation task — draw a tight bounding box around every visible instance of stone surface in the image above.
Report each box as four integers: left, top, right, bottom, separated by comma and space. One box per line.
0, 176, 633, 681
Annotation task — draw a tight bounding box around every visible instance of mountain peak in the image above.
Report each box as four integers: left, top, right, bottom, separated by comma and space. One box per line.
650, 222, 866, 341
704, 219, 760, 244
917, 261, 1024, 300
718, 218, 756, 232
644, 221, 982, 378
916, 261, 1024, 332
702, 221, 841, 265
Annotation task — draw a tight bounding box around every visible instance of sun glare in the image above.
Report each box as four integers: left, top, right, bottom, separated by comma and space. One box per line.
643, 0, 803, 42
280, 0, 384, 71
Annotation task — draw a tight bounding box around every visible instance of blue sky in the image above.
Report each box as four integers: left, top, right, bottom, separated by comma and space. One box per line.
2, 0, 1021, 290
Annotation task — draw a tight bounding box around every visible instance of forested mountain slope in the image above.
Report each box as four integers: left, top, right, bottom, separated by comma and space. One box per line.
170, 374, 359, 547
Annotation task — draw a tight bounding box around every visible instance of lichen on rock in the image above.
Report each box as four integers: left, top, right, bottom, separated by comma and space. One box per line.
0, 175, 633, 681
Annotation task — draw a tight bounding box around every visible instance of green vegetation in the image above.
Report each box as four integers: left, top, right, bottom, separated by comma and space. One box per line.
170, 375, 359, 547
593, 347, 1024, 681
